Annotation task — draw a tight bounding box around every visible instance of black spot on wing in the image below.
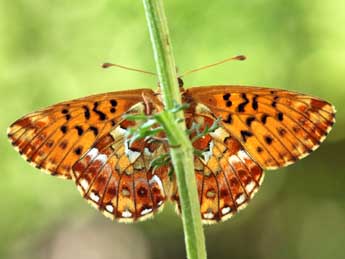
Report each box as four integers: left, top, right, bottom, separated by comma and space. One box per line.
89, 126, 99, 136
277, 112, 284, 121
240, 130, 253, 142
252, 95, 258, 110
93, 102, 107, 121
245, 116, 255, 127
83, 105, 90, 120
223, 114, 232, 124
237, 93, 249, 112
74, 146, 83, 155
59, 140, 68, 149
75, 126, 84, 136
110, 99, 118, 107
278, 127, 287, 136
223, 93, 230, 100
60, 125, 67, 134
271, 96, 279, 108
261, 114, 268, 124
264, 135, 273, 145
45, 140, 54, 148
256, 146, 263, 153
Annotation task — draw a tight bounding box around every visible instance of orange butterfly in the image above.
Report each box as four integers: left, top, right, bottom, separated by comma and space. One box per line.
7, 64, 335, 224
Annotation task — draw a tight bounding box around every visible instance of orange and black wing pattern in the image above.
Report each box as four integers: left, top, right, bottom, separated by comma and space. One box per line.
171, 104, 263, 223
186, 86, 335, 170
7, 89, 153, 179
71, 102, 170, 222
7, 84, 336, 224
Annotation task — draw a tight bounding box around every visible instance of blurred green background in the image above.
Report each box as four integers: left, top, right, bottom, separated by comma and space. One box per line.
1, 1, 344, 259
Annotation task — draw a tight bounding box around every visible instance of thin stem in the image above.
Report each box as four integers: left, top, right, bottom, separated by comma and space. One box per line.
142, 1, 207, 259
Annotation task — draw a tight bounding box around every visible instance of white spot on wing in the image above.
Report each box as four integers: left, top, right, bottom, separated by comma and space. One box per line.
105, 204, 114, 213
265, 165, 279, 170
237, 150, 249, 161
202, 141, 214, 163
144, 147, 152, 157
221, 207, 231, 215
210, 126, 230, 142
122, 210, 132, 218
229, 155, 241, 165
195, 103, 212, 114
141, 207, 153, 215
203, 212, 214, 219
124, 138, 140, 163
90, 192, 100, 202
258, 172, 265, 185
87, 148, 99, 161
283, 160, 295, 167
236, 194, 246, 205
149, 175, 164, 192
245, 181, 256, 193
95, 154, 108, 164
319, 135, 326, 143
311, 144, 320, 151
112, 126, 127, 139
298, 153, 309, 160
79, 179, 89, 190
126, 149, 141, 163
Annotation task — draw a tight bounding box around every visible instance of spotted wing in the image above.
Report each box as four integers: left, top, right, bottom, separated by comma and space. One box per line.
186, 86, 336, 170
7, 89, 153, 179
171, 111, 263, 224
72, 114, 170, 222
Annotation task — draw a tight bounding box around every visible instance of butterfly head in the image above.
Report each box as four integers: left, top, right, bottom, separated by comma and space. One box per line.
177, 77, 184, 88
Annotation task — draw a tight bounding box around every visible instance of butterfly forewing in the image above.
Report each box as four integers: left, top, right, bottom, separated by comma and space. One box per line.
186, 86, 336, 170
7, 89, 154, 178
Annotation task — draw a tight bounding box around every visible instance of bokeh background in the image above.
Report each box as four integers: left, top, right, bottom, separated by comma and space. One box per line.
1, 1, 344, 259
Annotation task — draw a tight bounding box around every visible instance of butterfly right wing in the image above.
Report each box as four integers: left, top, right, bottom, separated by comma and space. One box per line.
186, 86, 336, 170
7, 89, 153, 179
170, 110, 263, 224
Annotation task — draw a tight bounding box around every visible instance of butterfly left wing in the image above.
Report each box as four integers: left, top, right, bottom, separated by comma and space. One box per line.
71, 115, 170, 222
7, 89, 153, 179
185, 86, 336, 170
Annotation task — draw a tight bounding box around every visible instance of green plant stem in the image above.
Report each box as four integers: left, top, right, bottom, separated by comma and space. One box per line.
142, 1, 207, 259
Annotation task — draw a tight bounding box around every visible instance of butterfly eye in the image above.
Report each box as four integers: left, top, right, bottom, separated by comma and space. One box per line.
178, 77, 184, 88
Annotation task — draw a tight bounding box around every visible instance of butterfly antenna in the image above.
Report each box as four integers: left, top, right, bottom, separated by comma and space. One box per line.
102, 62, 157, 76
179, 55, 246, 77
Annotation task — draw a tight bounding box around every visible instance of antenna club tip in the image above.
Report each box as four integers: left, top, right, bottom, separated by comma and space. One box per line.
235, 55, 246, 61
102, 62, 113, 68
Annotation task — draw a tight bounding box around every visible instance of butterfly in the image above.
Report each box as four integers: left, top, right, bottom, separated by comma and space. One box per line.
7, 79, 335, 224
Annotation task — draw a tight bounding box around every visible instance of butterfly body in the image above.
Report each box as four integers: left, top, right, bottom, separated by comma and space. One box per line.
8, 85, 335, 223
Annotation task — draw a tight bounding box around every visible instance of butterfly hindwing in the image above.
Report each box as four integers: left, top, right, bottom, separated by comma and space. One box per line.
186, 86, 336, 170
171, 110, 264, 223
7, 89, 154, 178
72, 102, 170, 222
